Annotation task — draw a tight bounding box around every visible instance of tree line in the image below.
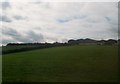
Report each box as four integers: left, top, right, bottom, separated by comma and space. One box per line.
2, 38, 119, 54
7, 38, 119, 46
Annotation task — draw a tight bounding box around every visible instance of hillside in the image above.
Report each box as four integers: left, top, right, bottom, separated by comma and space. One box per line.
3, 45, 118, 82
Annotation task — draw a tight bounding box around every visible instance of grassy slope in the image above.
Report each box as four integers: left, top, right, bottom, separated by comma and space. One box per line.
3, 45, 118, 82
0, 55, 1, 83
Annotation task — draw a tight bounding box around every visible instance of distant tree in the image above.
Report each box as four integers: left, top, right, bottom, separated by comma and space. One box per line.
104, 39, 117, 45
68, 39, 79, 45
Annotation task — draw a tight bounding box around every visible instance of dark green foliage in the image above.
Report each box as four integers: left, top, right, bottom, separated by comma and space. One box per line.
2, 43, 69, 54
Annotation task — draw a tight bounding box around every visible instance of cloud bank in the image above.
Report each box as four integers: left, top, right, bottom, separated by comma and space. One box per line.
0, 1, 118, 45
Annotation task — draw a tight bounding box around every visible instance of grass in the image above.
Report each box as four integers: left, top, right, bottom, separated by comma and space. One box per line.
0, 55, 2, 83
2, 45, 119, 82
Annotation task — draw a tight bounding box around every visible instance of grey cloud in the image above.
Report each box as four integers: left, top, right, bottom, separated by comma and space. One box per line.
32, 1, 42, 4
118, 25, 120, 38
105, 16, 117, 25
118, 2, 120, 8
13, 15, 26, 20
57, 19, 71, 23
109, 26, 118, 34
26, 31, 44, 42
2, 28, 44, 44
1, 2, 11, 10
2, 28, 20, 45
118, 29, 120, 39
57, 15, 86, 23
31, 1, 50, 9
2, 39, 15, 45
13, 36, 31, 43
105, 17, 111, 21
2, 28, 20, 37
0, 16, 12, 22
45, 36, 58, 42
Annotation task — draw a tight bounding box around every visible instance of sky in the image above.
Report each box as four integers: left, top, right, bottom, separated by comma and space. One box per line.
0, 0, 119, 45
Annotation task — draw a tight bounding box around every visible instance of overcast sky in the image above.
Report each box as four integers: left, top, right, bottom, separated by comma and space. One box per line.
0, 0, 118, 45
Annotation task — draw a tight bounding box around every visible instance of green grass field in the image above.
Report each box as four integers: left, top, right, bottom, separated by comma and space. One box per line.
2, 45, 119, 82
